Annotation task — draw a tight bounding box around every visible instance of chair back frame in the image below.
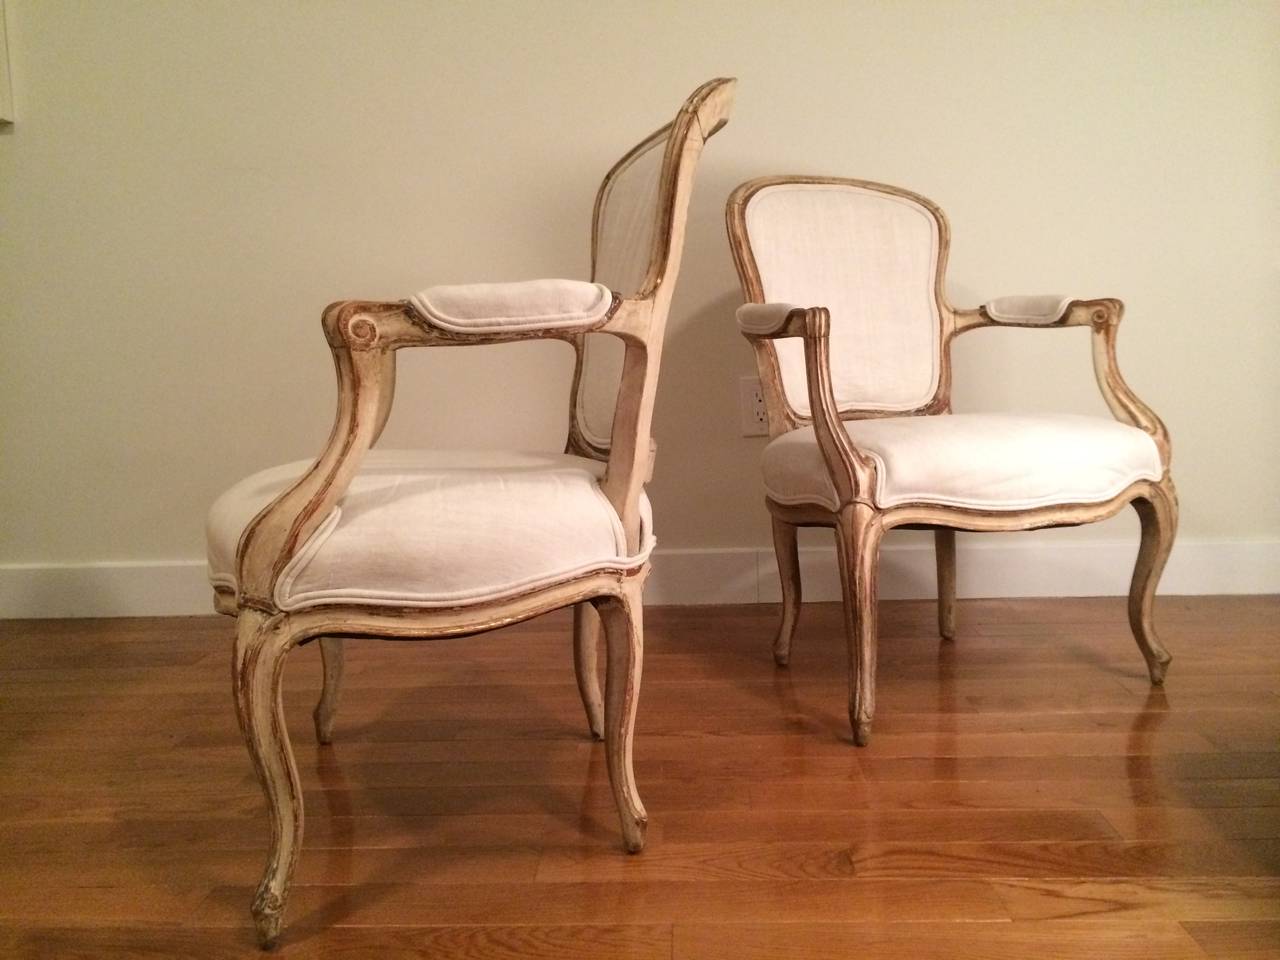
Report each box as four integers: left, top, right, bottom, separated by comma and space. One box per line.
568, 79, 733, 470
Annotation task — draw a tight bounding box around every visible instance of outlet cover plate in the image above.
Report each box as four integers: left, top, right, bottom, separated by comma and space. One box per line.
739, 376, 768, 437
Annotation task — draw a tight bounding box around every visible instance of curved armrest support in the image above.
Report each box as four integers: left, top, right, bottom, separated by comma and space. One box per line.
739, 302, 878, 507
236, 301, 402, 609
1088, 300, 1171, 466
798, 308, 879, 507
953, 296, 1170, 467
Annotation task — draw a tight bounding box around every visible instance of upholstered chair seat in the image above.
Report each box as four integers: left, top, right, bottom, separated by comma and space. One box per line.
207, 450, 654, 611
761, 412, 1161, 512
409, 279, 615, 334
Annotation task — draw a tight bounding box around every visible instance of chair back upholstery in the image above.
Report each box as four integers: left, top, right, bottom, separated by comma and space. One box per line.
728, 178, 952, 429
592, 126, 670, 300
572, 79, 736, 453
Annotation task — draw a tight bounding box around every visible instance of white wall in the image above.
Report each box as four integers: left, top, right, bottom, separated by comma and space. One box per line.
2, 1, 1277, 614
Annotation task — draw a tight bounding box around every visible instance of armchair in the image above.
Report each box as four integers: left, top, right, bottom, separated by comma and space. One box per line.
726, 176, 1175, 746
206, 78, 735, 947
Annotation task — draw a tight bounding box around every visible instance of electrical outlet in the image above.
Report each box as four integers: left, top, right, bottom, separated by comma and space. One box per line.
739, 376, 768, 436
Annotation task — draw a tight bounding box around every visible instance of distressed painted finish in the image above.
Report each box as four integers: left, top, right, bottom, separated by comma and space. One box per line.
217, 79, 735, 947
594, 577, 649, 852
727, 177, 1177, 747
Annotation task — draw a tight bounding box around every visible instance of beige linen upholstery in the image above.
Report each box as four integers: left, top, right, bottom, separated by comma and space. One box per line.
593, 130, 668, 299
409, 279, 613, 335
762, 413, 1162, 512
208, 450, 654, 611
743, 182, 942, 415
983, 295, 1072, 325
572, 128, 672, 448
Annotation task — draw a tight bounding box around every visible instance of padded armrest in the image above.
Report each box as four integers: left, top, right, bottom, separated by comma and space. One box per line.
981, 295, 1074, 326
736, 302, 803, 337
409, 279, 615, 336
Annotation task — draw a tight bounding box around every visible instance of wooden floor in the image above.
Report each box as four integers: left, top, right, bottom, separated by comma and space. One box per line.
2, 597, 1278, 958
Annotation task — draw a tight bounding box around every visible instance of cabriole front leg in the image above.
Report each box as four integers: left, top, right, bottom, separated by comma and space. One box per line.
593, 581, 648, 852
1128, 480, 1177, 685
836, 506, 884, 747
233, 610, 304, 948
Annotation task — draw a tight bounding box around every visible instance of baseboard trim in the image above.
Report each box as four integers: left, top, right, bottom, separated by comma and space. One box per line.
1, 539, 1276, 618
0, 560, 213, 619
645, 538, 1280, 605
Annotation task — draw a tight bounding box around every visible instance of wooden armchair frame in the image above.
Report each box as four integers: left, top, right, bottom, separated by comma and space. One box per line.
217, 78, 735, 947
727, 175, 1176, 746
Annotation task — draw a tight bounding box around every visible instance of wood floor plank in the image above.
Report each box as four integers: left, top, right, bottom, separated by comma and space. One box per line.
660, 808, 1122, 843
993, 878, 1280, 922
843, 840, 1280, 879
193, 878, 1011, 926
536, 841, 862, 882
2, 811, 657, 852
672, 921, 1210, 960
0, 845, 540, 888
537, 840, 1280, 883
1103, 807, 1280, 841
850, 753, 1280, 782
0, 924, 674, 960
0, 778, 749, 823
749, 778, 1280, 810
1183, 920, 1280, 959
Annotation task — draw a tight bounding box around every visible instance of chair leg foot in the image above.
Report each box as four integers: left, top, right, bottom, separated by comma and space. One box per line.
853, 718, 872, 748
1147, 658, 1170, 687
312, 637, 344, 746
594, 581, 648, 853
251, 890, 285, 949
573, 603, 605, 741
1129, 482, 1177, 687
836, 506, 883, 748
234, 610, 303, 950
771, 517, 802, 667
